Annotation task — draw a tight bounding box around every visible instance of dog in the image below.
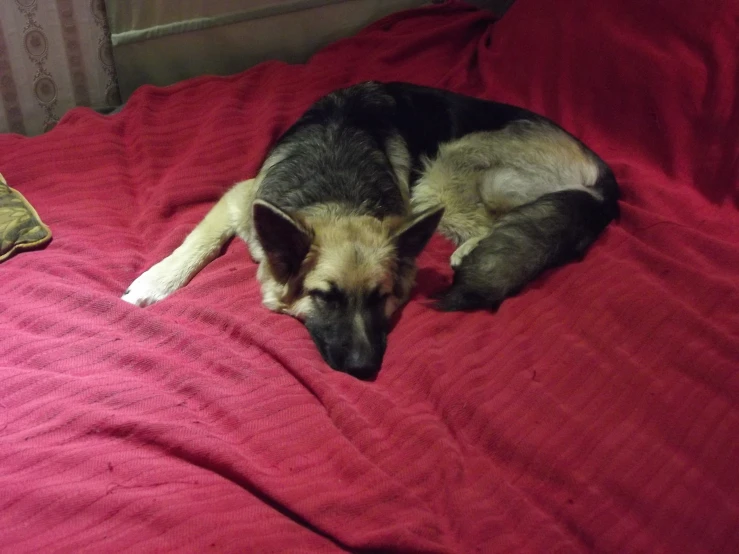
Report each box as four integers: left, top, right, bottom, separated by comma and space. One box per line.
122, 81, 619, 378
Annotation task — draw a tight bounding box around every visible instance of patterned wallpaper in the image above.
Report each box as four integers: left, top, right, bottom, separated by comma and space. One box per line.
0, 0, 121, 136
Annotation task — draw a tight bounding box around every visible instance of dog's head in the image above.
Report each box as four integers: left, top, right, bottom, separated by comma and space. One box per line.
252, 200, 443, 379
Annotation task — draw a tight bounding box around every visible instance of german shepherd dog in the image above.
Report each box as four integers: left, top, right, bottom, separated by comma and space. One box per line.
122, 82, 619, 378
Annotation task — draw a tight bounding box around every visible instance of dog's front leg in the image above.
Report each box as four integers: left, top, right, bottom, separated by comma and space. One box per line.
122, 179, 255, 307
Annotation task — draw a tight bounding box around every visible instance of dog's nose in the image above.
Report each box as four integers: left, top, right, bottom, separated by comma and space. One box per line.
343, 349, 381, 379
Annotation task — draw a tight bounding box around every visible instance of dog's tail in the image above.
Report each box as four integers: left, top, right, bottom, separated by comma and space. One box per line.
435, 168, 619, 312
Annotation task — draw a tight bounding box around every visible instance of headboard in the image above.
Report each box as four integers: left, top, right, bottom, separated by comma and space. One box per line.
105, 0, 515, 100
106, 0, 431, 100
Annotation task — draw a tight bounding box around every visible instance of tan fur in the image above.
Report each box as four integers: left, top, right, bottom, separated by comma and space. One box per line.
238, 151, 287, 263
304, 211, 398, 293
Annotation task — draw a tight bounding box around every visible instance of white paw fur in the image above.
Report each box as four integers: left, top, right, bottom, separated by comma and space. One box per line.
450, 236, 484, 269
121, 257, 186, 307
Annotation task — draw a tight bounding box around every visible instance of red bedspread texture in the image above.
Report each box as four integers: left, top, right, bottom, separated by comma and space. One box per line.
1, 0, 737, 552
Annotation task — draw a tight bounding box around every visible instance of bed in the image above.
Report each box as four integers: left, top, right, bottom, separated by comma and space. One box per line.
1, 0, 737, 552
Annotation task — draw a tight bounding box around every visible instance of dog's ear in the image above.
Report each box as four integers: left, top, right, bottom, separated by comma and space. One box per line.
252, 200, 312, 282
393, 205, 444, 259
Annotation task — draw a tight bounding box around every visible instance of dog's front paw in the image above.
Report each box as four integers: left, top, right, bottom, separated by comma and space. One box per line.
121, 261, 182, 307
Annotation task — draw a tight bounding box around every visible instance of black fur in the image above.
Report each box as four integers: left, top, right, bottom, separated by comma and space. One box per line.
304, 285, 389, 380
258, 83, 407, 218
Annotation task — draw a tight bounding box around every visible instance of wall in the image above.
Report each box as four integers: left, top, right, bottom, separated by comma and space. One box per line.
0, 0, 121, 136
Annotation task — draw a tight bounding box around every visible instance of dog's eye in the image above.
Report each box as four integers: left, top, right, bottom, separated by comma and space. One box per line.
366, 287, 390, 306
308, 288, 343, 305
309, 289, 330, 301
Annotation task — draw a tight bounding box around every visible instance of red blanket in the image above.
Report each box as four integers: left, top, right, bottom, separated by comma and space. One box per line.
1, 1, 737, 552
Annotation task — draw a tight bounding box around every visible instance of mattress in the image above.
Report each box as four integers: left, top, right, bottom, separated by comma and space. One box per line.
1, 0, 737, 552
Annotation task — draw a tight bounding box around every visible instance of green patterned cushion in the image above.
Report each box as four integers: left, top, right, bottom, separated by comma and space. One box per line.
0, 172, 52, 262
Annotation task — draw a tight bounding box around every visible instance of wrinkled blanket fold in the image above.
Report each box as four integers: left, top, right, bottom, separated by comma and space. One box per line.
0, 1, 737, 552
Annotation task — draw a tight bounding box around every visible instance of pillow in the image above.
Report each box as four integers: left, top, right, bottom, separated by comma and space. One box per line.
0, 172, 52, 262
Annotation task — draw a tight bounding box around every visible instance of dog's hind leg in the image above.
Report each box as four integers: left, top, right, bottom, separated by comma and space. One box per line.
122, 178, 255, 307
424, 121, 619, 311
